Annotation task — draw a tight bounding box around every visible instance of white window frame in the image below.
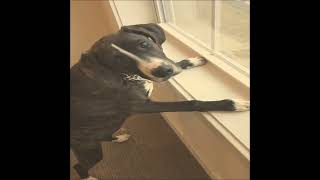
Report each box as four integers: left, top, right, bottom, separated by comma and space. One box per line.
154, 0, 250, 87
108, 1, 250, 179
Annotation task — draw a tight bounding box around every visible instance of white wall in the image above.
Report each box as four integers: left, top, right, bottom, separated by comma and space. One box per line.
70, 0, 158, 66
112, 0, 158, 26
70, 0, 119, 66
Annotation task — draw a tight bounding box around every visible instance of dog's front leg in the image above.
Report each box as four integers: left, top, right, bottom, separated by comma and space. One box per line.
122, 99, 249, 114
176, 57, 207, 70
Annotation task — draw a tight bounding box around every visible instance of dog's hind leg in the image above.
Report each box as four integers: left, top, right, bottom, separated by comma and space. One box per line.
71, 142, 102, 180
176, 57, 207, 70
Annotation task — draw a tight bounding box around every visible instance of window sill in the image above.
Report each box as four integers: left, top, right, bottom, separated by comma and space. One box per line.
156, 23, 250, 160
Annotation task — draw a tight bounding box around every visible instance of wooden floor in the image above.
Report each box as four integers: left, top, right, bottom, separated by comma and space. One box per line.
70, 113, 211, 180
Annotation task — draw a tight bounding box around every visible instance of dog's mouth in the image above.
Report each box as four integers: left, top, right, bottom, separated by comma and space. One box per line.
137, 63, 178, 82
137, 59, 182, 82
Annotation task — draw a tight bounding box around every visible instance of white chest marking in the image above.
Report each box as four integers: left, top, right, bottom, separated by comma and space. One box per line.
144, 80, 154, 97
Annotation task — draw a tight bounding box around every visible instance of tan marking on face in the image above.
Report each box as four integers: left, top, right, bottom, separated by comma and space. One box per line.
144, 59, 163, 69
146, 57, 182, 73
110, 44, 178, 81
137, 57, 170, 80
137, 63, 157, 80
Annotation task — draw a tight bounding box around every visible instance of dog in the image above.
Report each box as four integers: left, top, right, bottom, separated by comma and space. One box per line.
70, 23, 249, 180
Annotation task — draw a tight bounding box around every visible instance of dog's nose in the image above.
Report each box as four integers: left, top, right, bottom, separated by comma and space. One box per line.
152, 65, 174, 77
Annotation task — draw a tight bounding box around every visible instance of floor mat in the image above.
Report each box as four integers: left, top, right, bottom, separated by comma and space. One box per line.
70, 113, 211, 180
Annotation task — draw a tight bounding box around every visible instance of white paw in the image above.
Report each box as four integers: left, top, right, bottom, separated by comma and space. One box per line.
232, 99, 250, 111
186, 56, 207, 67
114, 127, 129, 135
82, 176, 98, 180
112, 134, 131, 143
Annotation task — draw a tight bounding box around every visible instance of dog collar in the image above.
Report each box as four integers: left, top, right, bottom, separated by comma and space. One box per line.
121, 73, 152, 83
121, 73, 154, 97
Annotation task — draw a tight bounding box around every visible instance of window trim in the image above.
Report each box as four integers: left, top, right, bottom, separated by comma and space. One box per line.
155, 0, 250, 87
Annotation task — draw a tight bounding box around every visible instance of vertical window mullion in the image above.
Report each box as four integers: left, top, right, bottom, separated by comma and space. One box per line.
161, 0, 169, 22
153, 0, 165, 23
212, 0, 221, 53
211, 0, 215, 51
160, 0, 174, 24
168, 0, 176, 24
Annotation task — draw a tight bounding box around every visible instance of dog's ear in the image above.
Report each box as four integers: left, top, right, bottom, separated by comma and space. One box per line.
121, 23, 166, 46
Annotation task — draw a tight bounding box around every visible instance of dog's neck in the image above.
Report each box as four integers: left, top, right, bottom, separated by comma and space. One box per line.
78, 58, 152, 85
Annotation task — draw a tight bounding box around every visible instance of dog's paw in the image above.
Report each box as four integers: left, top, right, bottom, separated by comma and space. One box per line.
186, 56, 207, 67
81, 176, 98, 180
115, 128, 129, 135
112, 134, 131, 143
231, 99, 250, 111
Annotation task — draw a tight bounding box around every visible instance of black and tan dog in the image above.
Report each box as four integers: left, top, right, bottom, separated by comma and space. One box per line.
70, 23, 249, 180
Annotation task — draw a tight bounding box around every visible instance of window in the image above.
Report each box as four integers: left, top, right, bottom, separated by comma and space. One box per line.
157, 0, 250, 72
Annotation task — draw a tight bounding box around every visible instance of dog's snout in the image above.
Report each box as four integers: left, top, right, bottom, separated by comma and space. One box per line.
152, 65, 174, 78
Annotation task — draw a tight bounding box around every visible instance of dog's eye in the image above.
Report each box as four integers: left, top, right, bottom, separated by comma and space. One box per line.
139, 42, 148, 48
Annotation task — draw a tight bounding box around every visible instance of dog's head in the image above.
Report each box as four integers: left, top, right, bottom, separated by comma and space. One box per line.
87, 23, 181, 82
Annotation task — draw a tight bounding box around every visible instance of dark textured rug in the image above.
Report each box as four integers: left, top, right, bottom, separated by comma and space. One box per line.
70, 113, 211, 180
